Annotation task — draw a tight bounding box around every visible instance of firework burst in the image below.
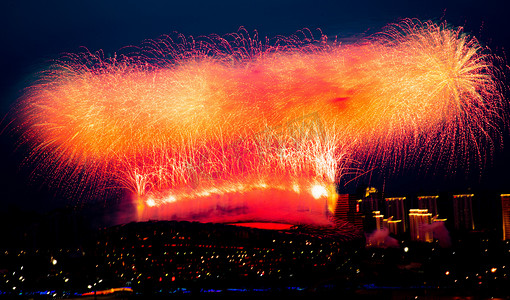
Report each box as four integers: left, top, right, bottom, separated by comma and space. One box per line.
9, 19, 505, 225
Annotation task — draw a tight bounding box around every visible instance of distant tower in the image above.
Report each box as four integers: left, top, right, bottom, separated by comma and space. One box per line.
409, 209, 433, 242
418, 195, 439, 217
453, 194, 475, 231
385, 197, 407, 233
501, 194, 510, 240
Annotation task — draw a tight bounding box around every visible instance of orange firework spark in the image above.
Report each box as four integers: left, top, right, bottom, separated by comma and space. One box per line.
11, 19, 505, 225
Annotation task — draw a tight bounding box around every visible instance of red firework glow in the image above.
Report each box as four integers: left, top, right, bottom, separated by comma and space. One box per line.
11, 19, 505, 226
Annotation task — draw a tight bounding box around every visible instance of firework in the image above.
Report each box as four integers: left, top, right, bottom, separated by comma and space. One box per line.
11, 19, 505, 225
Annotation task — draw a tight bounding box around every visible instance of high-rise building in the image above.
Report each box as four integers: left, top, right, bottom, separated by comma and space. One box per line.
409, 209, 433, 242
418, 195, 439, 217
356, 187, 382, 232
361, 187, 381, 213
501, 194, 510, 240
335, 194, 363, 232
453, 194, 475, 231
386, 218, 402, 235
385, 197, 407, 233
373, 211, 384, 230
370, 211, 402, 235
335, 194, 349, 221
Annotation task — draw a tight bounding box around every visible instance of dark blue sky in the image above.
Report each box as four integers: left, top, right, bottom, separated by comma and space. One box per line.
1, 0, 509, 212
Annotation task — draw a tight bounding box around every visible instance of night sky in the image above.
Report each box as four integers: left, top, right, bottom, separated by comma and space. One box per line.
1, 0, 509, 217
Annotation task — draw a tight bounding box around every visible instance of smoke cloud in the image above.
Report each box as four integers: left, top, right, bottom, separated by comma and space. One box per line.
366, 228, 399, 248
425, 221, 451, 248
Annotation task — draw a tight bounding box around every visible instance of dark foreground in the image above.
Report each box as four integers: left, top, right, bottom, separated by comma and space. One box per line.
0, 220, 508, 299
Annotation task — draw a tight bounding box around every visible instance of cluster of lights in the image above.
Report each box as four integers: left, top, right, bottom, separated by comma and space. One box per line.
94, 222, 355, 288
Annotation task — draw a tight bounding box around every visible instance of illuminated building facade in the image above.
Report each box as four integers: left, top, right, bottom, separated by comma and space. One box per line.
370, 211, 402, 235
335, 194, 363, 232
386, 218, 402, 236
409, 209, 433, 242
361, 187, 380, 213
373, 211, 384, 230
335, 194, 349, 222
359, 187, 382, 232
385, 197, 406, 233
418, 195, 439, 217
453, 194, 475, 231
502, 194, 510, 240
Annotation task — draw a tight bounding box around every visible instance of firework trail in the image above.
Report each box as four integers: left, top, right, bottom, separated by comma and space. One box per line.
10, 19, 505, 225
